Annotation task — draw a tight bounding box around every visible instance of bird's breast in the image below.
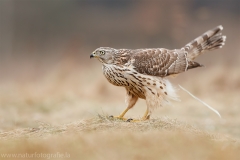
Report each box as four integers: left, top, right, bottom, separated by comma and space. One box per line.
102, 65, 129, 87
102, 64, 146, 99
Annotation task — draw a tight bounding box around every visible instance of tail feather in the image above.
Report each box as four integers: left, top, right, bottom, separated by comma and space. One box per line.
182, 25, 226, 61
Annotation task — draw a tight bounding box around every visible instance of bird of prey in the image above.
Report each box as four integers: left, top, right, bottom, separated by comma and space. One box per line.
90, 25, 226, 121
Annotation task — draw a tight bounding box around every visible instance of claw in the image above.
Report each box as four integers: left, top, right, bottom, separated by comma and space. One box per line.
109, 115, 127, 121
127, 118, 133, 122
146, 115, 150, 120
126, 115, 150, 122
109, 115, 114, 118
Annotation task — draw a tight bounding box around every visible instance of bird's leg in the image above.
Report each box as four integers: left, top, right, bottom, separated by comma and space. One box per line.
141, 108, 151, 120
112, 108, 130, 120
127, 107, 151, 122
110, 92, 138, 121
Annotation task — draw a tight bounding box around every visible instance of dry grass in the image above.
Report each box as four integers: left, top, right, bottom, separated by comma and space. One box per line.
0, 115, 239, 160
0, 115, 234, 140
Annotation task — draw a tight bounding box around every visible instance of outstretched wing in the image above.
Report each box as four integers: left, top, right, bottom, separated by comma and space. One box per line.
131, 48, 189, 77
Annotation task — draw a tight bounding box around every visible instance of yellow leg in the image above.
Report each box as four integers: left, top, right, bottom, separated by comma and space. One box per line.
110, 92, 138, 121
110, 107, 130, 120
127, 108, 150, 122
141, 108, 150, 120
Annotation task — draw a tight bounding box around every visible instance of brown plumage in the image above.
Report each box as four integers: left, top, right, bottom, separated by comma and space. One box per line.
90, 25, 226, 121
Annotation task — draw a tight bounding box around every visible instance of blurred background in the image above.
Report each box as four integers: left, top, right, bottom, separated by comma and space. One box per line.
0, 0, 239, 137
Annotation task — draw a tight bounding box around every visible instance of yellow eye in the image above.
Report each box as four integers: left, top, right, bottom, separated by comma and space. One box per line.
100, 51, 105, 55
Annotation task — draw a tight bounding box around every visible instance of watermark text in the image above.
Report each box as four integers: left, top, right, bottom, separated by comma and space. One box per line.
1, 152, 70, 159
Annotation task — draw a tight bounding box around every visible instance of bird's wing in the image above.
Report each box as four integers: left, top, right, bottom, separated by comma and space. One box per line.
131, 48, 188, 77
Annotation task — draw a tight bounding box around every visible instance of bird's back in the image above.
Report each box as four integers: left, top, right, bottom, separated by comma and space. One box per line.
128, 25, 226, 77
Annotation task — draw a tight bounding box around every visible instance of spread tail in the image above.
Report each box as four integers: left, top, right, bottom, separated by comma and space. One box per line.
182, 25, 226, 61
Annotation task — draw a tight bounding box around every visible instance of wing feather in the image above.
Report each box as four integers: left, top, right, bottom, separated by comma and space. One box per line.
131, 48, 188, 77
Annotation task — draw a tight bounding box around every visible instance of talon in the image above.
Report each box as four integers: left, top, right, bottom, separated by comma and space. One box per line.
109, 115, 127, 121
127, 118, 133, 122
146, 115, 150, 120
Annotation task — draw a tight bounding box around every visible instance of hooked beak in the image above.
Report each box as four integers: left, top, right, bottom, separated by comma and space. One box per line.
90, 53, 95, 59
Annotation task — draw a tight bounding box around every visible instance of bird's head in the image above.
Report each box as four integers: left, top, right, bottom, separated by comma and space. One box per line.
90, 47, 116, 64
